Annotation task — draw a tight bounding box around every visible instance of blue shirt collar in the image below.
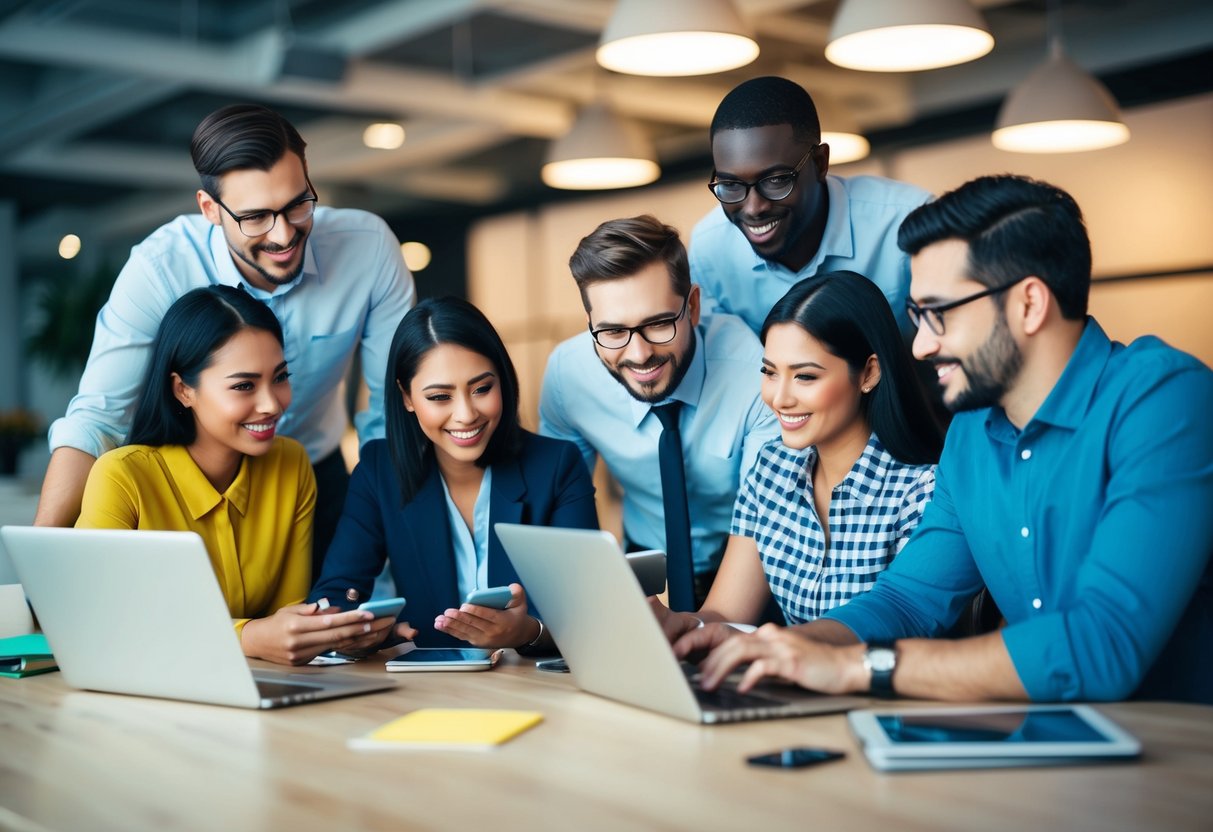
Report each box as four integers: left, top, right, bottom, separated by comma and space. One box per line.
792, 431, 889, 509
985, 317, 1111, 441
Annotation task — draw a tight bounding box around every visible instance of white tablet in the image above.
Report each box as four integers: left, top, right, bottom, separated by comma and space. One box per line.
384, 648, 499, 672
848, 705, 1141, 772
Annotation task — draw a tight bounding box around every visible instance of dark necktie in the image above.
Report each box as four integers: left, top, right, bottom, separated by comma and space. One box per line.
653, 402, 695, 612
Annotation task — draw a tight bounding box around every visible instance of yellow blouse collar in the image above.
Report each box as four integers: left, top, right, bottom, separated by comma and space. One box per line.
159, 445, 252, 519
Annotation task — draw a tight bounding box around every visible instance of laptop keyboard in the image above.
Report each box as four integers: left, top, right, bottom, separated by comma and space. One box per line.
693, 685, 784, 711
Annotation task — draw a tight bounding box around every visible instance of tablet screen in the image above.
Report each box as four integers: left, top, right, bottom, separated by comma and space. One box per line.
395, 649, 490, 663
876, 709, 1107, 744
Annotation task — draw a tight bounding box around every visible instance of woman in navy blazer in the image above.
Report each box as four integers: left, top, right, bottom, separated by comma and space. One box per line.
309, 297, 598, 651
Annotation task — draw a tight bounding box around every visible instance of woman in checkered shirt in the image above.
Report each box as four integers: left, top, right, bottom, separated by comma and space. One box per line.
653, 271, 943, 636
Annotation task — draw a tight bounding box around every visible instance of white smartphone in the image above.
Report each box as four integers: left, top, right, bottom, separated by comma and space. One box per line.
384, 647, 498, 672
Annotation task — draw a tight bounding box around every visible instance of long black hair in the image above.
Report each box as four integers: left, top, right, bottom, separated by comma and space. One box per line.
126, 285, 284, 447
385, 297, 523, 502
761, 272, 943, 465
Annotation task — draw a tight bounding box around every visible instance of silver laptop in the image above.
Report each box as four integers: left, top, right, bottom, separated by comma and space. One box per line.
0, 526, 395, 709
495, 523, 865, 724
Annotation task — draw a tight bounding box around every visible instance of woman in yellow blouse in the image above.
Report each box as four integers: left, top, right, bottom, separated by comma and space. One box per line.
76, 285, 392, 664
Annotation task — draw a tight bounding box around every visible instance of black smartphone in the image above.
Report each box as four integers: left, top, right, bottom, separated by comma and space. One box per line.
746, 747, 845, 769
535, 658, 569, 673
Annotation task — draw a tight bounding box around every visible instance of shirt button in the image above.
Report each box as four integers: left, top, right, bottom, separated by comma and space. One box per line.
1020, 527, 1030, 538
1032, 598, 1043, 610
1021, 449, 1032, 460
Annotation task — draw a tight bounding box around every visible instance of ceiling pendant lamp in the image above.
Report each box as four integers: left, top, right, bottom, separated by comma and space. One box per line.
542, 103, 660, 190
992, 38, 1130, 153
596, 0, 759, 77
825, 0, 993, 72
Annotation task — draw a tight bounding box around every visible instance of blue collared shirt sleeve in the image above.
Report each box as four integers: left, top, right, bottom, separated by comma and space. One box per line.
825, 460, 984, 641
48, 247, 182, 456
352, 217, 415, 446
1000, 362, 1213, 701
538, 343, 599, 478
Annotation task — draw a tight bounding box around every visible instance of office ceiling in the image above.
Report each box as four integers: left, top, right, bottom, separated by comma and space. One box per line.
1, 0, 1211, 270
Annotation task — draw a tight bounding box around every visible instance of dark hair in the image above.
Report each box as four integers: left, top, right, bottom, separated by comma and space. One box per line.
898, 174, 1091, 320
190, 104, 308, 199
710, 76, 821, 144
385, 297, 524, 502
761, 272, 943, 466
127, 285, 284, 447
568, 215, 690, 312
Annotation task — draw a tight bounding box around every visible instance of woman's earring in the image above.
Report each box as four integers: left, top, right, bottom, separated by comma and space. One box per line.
862, 386, 872, 394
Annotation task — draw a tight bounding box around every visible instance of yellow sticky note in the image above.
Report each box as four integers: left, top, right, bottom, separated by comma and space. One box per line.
349, 709, 544, 751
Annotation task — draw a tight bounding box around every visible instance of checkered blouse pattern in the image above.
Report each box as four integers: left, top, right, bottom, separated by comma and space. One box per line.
732, 434, 935, 624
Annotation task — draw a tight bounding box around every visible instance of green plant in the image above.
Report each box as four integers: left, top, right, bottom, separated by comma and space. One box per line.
26, 261, 115, 380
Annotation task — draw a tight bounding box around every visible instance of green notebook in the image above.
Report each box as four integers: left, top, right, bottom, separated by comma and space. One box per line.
0, 633, 58, 679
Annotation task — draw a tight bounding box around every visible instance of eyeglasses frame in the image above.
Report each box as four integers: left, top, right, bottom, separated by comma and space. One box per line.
589, 296, 690, 350
707, 145, 819, 205
906, 274, 1031, 336
211, 180, 319, 238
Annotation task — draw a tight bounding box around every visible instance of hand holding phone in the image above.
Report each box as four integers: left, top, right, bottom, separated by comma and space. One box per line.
463, 586, 513, 610
746, 747, 845, 769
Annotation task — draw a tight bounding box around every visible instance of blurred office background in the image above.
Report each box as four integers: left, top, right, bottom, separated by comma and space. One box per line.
0, 0, 1210, 505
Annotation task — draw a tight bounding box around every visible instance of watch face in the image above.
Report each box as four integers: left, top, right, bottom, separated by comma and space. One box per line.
868, 647, 896, 673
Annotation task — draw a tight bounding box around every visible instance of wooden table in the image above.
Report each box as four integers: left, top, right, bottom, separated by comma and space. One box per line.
2, 652, 1211, 832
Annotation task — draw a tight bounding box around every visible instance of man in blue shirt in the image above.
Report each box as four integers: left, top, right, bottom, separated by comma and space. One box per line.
36, 104, 416, 570
540, 216, 777, 604
690, 76, 930, 336
681, 175, 1213, 704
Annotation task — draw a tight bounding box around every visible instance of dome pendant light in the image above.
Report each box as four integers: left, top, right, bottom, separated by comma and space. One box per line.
542, 103, 660, 190
597, 0, 758, 77
826, 0, 993, 73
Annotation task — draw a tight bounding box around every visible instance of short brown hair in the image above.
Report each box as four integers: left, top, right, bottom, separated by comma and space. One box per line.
568, 215, 690, 311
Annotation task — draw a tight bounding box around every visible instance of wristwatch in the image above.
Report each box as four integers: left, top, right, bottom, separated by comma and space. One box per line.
863, 641, 897, 698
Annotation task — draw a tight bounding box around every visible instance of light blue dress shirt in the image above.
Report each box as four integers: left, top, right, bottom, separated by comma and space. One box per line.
689, 174, 931, 335
439, 467, 493, 602
826, 320, 1213, 703
539, 312, 779, 574
49, 207, 416, 462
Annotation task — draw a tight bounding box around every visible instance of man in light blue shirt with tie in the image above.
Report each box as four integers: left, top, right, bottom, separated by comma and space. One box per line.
683, 175, 1213, 705
36, 104, 416, 569
690, 76, 929, 336
540, 216, 777, 605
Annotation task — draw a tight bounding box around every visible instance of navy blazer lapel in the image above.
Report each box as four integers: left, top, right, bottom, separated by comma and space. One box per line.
401, 468, 459, 604
487, 457, 526, 586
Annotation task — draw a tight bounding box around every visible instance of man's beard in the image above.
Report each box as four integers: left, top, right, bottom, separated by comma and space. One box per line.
945, 310, 1023, 413
602, 337, 696, 404
232, 229, 307, 287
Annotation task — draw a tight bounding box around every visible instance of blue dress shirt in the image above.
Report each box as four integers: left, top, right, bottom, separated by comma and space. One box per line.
440, 467, 493, 602
689, 174, 930, 334
49, 208, 416, 462
539, 313, 779, 574
826, 320, 1213, 703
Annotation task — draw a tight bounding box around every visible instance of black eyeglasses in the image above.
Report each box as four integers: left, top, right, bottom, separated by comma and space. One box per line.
589, 297, 689, 350
906, 275, 1030, 336
212, 186, 318, 237
708, 146, 818, 205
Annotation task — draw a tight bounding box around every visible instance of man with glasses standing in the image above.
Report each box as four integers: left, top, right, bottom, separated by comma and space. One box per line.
36, 104, 416, 574
680, 175, 1213, 705
689, 76, 930, 336
539, 216, 777, 609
